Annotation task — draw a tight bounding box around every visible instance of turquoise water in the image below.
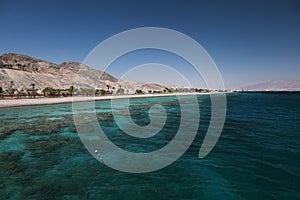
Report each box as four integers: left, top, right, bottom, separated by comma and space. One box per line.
0, 93, 299, 199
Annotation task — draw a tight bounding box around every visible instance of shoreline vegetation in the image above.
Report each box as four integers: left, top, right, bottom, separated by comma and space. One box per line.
0, 79, 229, 108
0, 84, 300, 109
0, 92, 227, 108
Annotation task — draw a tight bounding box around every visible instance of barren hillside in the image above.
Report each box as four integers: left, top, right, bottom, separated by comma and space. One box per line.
0, 53, 166, 94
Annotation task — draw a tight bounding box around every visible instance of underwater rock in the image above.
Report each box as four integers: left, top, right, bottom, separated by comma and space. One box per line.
0, 114, 76, 138
27, 136, 71, 154
0, 151, 24, 176
0, 151, 24, 162
2, 161, 17, 170
23, 179, 55, 197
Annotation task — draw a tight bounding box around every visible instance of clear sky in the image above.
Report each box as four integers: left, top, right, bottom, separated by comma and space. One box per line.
0, 0, 299, 88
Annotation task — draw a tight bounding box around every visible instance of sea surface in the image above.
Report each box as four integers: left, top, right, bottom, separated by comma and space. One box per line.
0, 93, 299, 199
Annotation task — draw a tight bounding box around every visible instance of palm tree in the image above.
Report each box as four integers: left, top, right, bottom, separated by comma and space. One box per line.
10, 81, 14, 91
116, 85, 124, 95
30, 83, 36, 98
16, 89, 22, 99
68, 85, 74, 96
112, 86, 115, 94
9, 81, 15, 97
0, 87, 3, 99
31, 83, 35, 90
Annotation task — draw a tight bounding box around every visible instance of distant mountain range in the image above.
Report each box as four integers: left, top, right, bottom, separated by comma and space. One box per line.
238, 80, 300, 91
0, 53, 166, 93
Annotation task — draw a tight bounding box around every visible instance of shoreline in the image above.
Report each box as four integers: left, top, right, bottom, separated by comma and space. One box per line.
0, 92, 219, 109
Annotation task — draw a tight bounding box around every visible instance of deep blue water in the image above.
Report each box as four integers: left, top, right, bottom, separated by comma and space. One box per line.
0, 93, 299, 199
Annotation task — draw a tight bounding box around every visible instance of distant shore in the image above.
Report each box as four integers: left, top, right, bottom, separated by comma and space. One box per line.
0, 92, 222, 108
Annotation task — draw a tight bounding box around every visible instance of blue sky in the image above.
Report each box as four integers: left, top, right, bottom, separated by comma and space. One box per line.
0, 0, 299, 88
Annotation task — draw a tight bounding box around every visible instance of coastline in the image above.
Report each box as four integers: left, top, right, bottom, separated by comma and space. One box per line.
0, 92, 218, 109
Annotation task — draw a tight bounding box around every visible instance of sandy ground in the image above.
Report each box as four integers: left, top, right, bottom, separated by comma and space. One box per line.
0, 93, 215, 108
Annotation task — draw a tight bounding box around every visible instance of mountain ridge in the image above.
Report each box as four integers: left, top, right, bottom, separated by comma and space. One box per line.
0, 52, 166, 93
238, 80, 300, 91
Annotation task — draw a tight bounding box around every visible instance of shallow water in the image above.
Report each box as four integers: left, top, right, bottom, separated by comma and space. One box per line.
0, 93, 299, 199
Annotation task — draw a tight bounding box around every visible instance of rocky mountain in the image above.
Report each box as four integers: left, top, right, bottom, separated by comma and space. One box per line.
239, 80, 300, 91
0, 53, 166, 93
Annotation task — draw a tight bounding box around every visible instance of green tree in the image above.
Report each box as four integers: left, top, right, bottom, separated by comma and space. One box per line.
164, 87, 173, 93
80, 88, 95, 96
42, 87, 60, 97
96, 89, 108, 96
135, 89, 144, 94
67, 85, 74, 96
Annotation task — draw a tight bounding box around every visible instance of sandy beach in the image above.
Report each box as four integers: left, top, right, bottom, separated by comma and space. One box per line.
0, 93, 214, 108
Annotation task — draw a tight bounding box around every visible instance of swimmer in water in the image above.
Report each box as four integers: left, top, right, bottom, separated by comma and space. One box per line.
95, 149, 104, 163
